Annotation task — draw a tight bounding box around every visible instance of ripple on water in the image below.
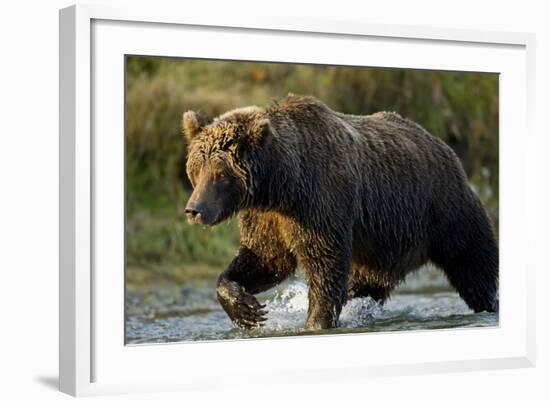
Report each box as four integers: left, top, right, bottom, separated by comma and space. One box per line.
126, 267, 498, 344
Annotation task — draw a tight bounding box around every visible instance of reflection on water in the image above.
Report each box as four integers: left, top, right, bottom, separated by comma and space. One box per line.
125, 266, 498, 344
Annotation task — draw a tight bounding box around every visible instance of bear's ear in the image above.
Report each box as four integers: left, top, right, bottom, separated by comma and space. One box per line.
246, 115, 271, 148
182, 110, 209, 141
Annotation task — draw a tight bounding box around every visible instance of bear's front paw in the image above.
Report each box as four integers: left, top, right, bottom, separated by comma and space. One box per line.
216, 277, 267, 329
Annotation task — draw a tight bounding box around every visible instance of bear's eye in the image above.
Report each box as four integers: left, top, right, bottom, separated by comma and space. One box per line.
213, 171, 225, 181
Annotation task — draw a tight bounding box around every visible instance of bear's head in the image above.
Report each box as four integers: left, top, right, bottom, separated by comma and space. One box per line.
182, 107, 270, 225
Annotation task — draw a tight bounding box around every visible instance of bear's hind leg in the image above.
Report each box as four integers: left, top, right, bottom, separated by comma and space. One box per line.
431, 212, 499, 313
436, 254, 498, 313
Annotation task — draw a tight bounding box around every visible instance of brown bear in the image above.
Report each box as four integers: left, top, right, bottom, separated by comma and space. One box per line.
182, 94, 498, 330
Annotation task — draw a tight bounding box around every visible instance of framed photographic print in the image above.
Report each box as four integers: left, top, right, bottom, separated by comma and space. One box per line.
59, 4, 536, 397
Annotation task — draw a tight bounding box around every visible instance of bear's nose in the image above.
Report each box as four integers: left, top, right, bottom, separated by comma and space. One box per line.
185, 208, 199, 218
184, 202, 204, 219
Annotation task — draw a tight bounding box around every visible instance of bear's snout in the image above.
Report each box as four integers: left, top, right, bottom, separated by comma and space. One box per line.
184, 201, 208, 224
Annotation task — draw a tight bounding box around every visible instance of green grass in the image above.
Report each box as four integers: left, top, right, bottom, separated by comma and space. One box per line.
126, 263, 222, 291
125, 196, 240, 284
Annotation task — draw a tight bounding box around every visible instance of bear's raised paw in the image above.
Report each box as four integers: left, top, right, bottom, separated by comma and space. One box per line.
216, 277, 268, 329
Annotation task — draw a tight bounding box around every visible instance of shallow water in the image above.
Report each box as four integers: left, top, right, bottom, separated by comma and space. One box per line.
125, 266, 498, 344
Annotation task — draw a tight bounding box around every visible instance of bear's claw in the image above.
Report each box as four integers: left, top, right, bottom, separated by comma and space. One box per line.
216, 277, 268, 329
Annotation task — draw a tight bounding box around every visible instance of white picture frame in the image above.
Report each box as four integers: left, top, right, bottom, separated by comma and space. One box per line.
59, 3, 537, 397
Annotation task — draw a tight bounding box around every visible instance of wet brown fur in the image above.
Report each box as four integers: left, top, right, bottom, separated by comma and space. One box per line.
183, 94, 499, 330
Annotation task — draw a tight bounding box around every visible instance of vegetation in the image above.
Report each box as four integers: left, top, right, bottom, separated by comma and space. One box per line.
125, 56, 499, 285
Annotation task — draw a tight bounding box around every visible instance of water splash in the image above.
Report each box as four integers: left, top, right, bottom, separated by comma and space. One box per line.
126, 267, 498, 344
259, 281, 382, 331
